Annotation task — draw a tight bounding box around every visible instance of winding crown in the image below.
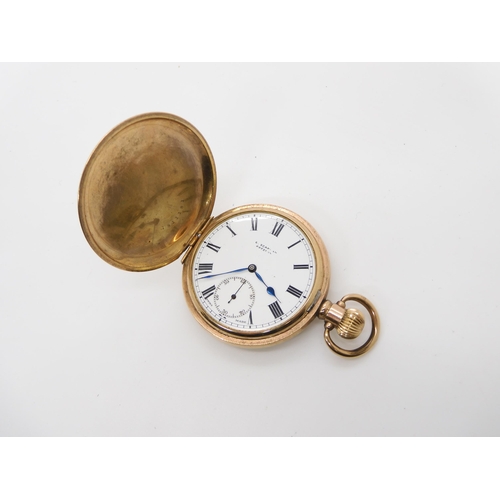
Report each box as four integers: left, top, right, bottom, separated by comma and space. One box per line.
318, 300, 365, 339
337, 308, 365, 339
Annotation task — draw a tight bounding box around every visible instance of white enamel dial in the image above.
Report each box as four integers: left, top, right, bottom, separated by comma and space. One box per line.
192, 212, 316, 334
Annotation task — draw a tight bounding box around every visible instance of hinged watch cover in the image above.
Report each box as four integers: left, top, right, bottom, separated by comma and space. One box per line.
78, 113, 216, 271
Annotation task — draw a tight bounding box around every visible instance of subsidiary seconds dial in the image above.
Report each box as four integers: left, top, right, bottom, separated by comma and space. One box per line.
213, 276, 255, 318
192, 211, 316, 334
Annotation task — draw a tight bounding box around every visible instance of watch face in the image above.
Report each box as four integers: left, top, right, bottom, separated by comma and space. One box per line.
191, 210, 317, 335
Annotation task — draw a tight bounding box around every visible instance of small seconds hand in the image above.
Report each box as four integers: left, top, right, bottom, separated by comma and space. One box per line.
228, 281, 245, 303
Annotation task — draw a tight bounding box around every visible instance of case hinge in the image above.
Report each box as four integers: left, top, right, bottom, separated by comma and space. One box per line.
181, 217, 214, 264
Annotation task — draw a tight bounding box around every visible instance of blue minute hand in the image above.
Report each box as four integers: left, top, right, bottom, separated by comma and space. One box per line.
197, 267, 248, 280
255, 271, 280, 302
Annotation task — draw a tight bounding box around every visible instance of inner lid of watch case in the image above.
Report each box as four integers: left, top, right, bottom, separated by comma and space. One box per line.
78, 112, 216, 271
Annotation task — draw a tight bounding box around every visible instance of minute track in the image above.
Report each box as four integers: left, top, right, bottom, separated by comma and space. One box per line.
191, 210, 317, 335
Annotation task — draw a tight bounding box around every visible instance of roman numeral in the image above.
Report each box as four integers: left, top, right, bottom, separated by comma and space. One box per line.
286, 285, 303, 298
294, 264, 309, 270
248, 310, 253, 325
268, 301, 284, 319
251, 217, 258, 231
206, 242, 221, 252
271, 221, 284, 237
198, 263, 213, 275
201, 285, 216, 300
226, 224, 236, 236
288, 240, 301, 249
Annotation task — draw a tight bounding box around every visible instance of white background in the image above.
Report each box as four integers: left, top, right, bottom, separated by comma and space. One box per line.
1, 63, 499, 436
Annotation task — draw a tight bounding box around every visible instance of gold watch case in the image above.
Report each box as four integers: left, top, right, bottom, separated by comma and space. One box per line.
182, 204, 330, 347
78, 112, 379, 356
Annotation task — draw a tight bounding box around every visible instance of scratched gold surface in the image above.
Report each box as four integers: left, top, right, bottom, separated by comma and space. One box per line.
78, 113, 216, 271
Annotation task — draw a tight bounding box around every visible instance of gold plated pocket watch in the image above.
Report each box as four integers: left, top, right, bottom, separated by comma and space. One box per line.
78, 113, 379, 357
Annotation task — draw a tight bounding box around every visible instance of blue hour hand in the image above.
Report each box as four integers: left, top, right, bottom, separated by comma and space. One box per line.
254, 271, 280, 302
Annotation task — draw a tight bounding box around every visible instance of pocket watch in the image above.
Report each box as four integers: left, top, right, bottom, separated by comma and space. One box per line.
78, 112, 379, 357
